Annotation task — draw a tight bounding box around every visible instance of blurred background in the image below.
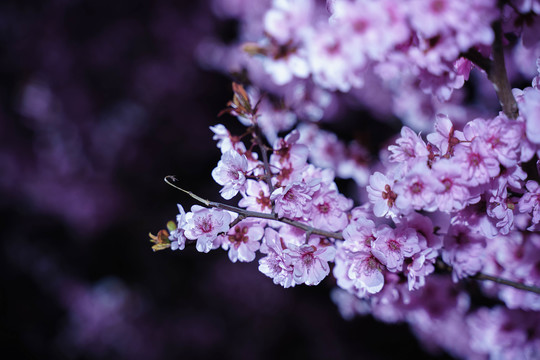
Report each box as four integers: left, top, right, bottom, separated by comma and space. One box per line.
0, 1, 453, 359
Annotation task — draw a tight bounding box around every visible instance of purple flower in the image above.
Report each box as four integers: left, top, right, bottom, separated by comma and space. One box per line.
405, 248, 437, 291
270, 129, 309, 169
431, 158, 473, 212
487, 187, 517, 235
520, 78, 540, 144
342, 216, 376, 251
442, 224, 486, 281
334, 247, 385, 297
426, 113, 463, 156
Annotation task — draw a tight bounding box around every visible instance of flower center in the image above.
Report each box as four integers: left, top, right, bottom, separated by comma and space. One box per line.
410, 181, 423, 194
388, 239, 400, 252
284, 189, 296, 201
229, 226, 249, 248
442, 178, 452, 191
382, 184, 397, 207
317, 202, 330, 214
256, 190, 271, 210
200, 218, 213, 233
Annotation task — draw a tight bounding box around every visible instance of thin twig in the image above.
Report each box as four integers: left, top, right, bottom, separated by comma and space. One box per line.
472, 272, 540, 295
436, 259, 540, 295
488, 20, 518, 119
164, 176, 343, 240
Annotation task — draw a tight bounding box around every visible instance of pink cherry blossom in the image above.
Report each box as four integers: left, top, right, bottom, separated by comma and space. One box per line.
222, 219, 264, 263
211, 149, 249, 200
366, 171, 399, 218
184, 205, 232, 253
270, 180, 320, 218
310, 187, 352, 232
270, 129, 309, 169
210, 124, 247, 154
169, 204, 188, 251
431, 158, 473, 212
405, 248, 438, 291
342, 215, 376, 251
388, 126, 430, 169
334, 247, 385, 297
394, 163, 445, 213
487, 186, 517, 235
519, 86, 540, 144
452, 139, 500, 187
426, 113, 463, 156
285, 242, 336, 286
238, 180, 272, 213
258, 227, 295, 288
371, 224, 421, 273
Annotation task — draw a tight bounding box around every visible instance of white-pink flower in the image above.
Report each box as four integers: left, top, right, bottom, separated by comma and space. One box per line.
366, 171, 399, 218
334, 247, 385, 297
394, 163, 445, 213
238, 180, 272, 213
388, 126, 430, 169
169, 204, 188, 251
184, 205, 232, 253
426, 113, 463, 156
453, 139, 500, 187
270, 180, 320, 218
310, 188, 353, 232
371, 225, 421, 273
431, 158, 472, 212
258, 228, 295, 288
285, 243, 336, 286
211, 150, 249, 200
222, 219, 264, 263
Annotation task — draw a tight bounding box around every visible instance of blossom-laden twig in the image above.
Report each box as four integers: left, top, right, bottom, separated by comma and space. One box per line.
163, 176, 343, 240
161, 176, 540, 296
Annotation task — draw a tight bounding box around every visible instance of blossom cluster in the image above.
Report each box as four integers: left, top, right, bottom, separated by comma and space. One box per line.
154, 0, 540, 358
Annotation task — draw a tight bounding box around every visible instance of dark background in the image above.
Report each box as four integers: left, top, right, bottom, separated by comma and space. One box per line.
0, 1, 453, 359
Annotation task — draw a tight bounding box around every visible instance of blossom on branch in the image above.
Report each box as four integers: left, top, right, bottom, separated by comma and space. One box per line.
184, 205, 232, 253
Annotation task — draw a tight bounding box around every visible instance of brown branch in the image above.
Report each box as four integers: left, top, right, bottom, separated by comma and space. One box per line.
463, 21, 518, 119
489, 20, 519, 119
436, 259, 540, 295
472, 272, 540, 295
